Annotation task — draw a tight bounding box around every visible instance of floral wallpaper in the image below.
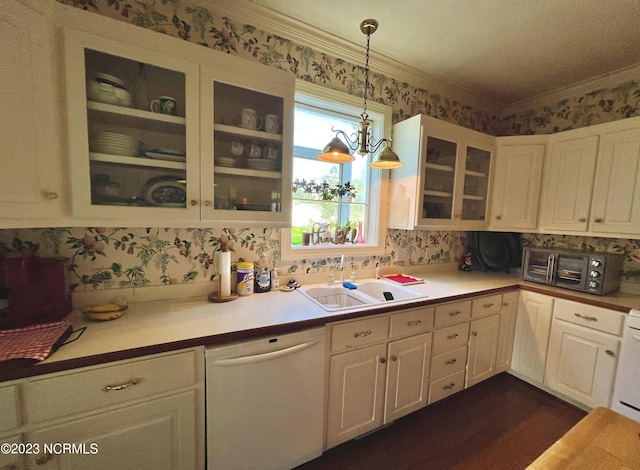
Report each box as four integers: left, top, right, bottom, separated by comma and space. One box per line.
1, 0, 636, 293
0, 228, 464, 292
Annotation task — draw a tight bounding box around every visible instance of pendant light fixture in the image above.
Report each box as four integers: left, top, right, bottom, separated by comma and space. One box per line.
316, 19, 403, 169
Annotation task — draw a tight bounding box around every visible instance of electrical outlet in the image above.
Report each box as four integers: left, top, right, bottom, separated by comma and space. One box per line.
397, 247, 408, 262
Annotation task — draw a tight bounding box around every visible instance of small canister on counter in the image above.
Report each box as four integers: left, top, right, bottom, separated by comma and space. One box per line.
236, 262, 254, 296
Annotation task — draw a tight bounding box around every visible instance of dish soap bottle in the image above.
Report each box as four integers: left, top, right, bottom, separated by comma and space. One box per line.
254, 267, 271, 293
270, 268, 280, 290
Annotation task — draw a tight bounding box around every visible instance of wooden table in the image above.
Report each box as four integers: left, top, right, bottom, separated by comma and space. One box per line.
528, 407, 640, 469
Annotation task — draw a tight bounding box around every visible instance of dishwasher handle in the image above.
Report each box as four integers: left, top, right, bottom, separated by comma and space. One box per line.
212, 338, 322, 366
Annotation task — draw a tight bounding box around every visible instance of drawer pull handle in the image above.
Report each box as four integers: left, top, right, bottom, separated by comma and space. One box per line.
445, 358, 457, 365
448, 310, 462, 317
483, 303, 494, 308
103, 378, 141, 392
354, 330, 372, 338
447, 333, 459, 340
574, 313, 598, 322
442, 383, 456, 390
606, 350, 616, 357
407, 320, 422, 326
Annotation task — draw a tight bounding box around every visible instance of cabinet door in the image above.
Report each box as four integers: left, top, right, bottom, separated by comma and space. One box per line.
466, 314, 500, 388
511, 292, 554, 383
200, 62, 294, 225
490, 140, 545, 230
64, 28, 201, 222
385, 333, 432, 422
541, 136, 598, 232
326, 344, 387, 449
26, 391, 199, 470
0, 1, 67, 223
459, 138, 494, 229
496, 291, 518, 373
590, 127, 640, 235
546, 320, 620, 408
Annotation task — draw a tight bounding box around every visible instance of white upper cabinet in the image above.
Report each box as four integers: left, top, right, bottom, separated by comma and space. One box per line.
490, 136, 547, 231
61, 6, 293, 227
539, 115, 640, 238
390, 114, 495, 230
590, 124, 640, 235
0, 1, 68, 227
65, 28, 201, 222
540, 133, 598, 232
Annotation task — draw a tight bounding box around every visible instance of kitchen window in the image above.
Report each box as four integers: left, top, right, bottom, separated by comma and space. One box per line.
280, 81, 390, 260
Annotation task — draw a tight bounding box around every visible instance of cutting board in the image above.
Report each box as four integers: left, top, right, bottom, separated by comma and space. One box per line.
528, 407, 640, 469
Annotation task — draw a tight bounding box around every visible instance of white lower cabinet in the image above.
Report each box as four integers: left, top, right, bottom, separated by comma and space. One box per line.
511, 291, 554, 383
496, 291, 519, 373
466, 314, 501, 388
545, 299, 624, 408
326, 343, 388, 449
326, 308, 433, 449
0, 348, 204, 470
26, 391, 198, 470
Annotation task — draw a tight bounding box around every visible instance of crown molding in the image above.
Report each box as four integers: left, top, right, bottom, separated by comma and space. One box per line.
501, 63, 640, 116
214, 1, 640, 119
214, 0, 505, 116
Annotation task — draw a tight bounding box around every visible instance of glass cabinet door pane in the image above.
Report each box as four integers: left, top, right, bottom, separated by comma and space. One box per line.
212, 82, 284, 212
84, 49, 188, 208
461, 146, 491, 220
422, 136, 457, 221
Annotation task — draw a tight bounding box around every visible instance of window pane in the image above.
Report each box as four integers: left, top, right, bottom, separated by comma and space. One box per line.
292, 106, 369, 247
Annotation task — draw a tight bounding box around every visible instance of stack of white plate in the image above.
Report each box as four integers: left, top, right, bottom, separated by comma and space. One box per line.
215, 156, 236, 167
89, 132, 144, 157
247, 158, 277, 171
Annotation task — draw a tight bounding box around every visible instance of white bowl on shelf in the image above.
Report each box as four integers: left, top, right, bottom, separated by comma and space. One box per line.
87, 73, 132, 108
215, 156, 236, 167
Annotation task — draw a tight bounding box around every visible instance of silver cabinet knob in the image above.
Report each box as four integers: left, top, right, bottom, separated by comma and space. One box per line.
46, 192, 58, 200
391, 356, 397, 361
204, 200, 212, 207
190, 200, 197, 206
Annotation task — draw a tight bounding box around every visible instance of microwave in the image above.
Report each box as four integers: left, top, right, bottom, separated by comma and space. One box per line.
522, 247, 623, 295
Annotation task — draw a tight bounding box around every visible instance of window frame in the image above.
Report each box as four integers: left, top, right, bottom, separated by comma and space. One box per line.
280, 80, 391, 260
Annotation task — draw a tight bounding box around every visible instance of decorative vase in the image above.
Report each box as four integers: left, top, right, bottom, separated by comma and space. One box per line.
356, 221, 365, 244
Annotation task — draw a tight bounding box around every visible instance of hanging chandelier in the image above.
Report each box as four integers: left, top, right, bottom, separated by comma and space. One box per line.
316, 19, 403, 169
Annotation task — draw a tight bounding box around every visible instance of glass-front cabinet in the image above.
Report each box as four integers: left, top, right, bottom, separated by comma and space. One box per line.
200, 66, 293, 225
64, 27, 293, 226
390, 114, 495, 230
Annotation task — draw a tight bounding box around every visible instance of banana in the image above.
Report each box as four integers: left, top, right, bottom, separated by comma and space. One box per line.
81, 303, 122, 313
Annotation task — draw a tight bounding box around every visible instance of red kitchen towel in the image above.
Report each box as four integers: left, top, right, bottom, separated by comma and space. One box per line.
0, 320, 73, 363
382, 274, 425, 285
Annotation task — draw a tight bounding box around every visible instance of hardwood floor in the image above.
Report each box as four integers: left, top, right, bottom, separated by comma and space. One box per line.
297, 373, 587, 470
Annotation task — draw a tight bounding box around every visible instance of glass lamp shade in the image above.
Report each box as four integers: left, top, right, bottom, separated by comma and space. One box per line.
316, 137, 355, 163
369, 145, 404, 169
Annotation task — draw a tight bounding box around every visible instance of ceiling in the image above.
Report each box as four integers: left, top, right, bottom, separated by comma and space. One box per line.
224, 0, 640, 109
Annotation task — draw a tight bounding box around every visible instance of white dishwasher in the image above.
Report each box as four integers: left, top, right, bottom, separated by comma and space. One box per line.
206, 327, 325, 470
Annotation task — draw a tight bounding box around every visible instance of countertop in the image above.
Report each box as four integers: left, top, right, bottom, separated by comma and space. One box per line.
2, 269, 640, 382
528, 407, 640, 469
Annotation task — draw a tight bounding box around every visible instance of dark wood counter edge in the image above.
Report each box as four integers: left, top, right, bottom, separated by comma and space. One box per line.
1, 283, 634, 383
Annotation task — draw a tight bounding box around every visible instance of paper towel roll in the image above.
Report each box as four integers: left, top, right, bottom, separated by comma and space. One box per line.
218, 251, 231, 297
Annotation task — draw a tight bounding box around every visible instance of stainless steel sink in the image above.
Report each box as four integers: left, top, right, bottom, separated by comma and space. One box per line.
297, 279, 427, 311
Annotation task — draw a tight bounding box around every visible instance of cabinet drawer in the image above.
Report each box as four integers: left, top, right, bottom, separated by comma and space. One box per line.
430, 346, 467, 380
472, 294, 503, 317
330, 315, 389, 353
23, 348, 201, 423
434, 300, 471, 327
432, 322, 471, 355
429, 370, 466, 404
0, 384, 20, 431
553, 298, 625, 336
389, 306, 434, 339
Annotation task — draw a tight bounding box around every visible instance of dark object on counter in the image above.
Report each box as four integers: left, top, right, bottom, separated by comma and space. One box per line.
0, 258, 72, 330
469, 232, 521, 272
254, 268, 271, 293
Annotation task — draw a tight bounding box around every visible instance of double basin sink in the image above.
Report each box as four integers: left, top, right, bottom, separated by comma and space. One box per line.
296, 278, 428, 311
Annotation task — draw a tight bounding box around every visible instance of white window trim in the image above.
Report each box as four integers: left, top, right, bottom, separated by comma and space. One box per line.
280, 80, 391, 261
